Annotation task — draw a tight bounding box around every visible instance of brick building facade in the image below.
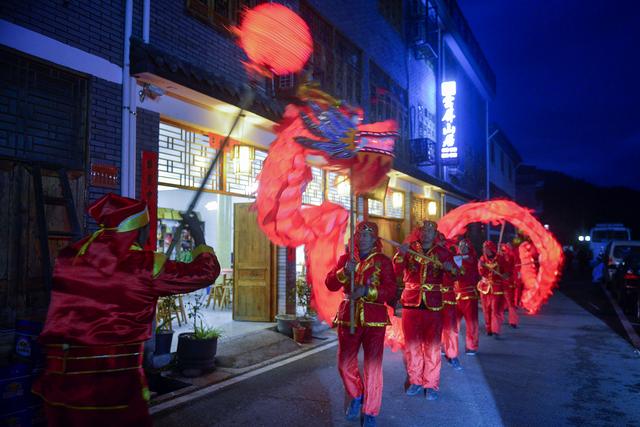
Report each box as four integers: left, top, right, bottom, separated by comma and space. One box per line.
0, 0, 496, 330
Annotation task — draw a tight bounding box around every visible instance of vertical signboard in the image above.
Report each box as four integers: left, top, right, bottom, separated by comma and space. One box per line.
441, 81, 458, 164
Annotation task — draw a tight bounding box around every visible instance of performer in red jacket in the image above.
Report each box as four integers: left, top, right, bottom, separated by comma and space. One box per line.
32, 193, 220, 427
477, 241, 510, 337
326, 221, 396, 427
501, 242, 520, 328
454, 238, 480, 355
393, 221, 457, 401
440, 235, 462, 370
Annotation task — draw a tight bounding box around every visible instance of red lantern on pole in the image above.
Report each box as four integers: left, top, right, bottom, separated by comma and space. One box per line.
235, 3, 313, 76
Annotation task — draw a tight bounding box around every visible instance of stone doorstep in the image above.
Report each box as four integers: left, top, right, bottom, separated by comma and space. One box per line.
149, 327, 337, 407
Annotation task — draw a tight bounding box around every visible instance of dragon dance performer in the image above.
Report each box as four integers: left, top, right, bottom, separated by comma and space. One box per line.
454, 238, 481, 355
32, 193, 220, 427
477, 241, 510, 338
393, 221, 457, 401
326, 221, 397, 427
440, 234, 462, 370
501, 242, 520, 328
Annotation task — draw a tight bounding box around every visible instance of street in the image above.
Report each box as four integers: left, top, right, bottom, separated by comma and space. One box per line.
153, 282, 640, 427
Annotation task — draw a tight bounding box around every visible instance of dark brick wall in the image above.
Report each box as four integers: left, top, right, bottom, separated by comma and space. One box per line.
86, 77, 122, 232
135, 107, 160, 197
1, 0, 125, 66
149, 0, 258, 89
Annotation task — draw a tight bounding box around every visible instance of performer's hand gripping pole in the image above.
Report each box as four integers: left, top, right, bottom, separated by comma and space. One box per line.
166, 83, 255, 258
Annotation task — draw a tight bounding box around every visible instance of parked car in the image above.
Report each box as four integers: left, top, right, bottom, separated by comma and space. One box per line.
602, 240, 640, 285
612, 252, 640, 319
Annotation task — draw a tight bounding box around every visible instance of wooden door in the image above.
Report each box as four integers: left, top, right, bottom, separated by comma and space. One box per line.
233, 203, 275, 321
371, 217, 405, 258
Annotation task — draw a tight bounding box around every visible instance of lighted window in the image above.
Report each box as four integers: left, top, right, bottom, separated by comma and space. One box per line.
158, 122, 218, 190
302, 167, 324, 206
368, 199, 384, 216
385, 190, 404, 219
326, 171, 351, 209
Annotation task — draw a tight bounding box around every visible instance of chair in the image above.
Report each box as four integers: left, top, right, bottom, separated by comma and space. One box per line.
221, 276, 233, 309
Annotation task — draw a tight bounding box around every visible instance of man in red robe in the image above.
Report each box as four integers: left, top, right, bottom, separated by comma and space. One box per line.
32, 193, 220, 427
326, 221, 396, 427
501, 242, 520, 328
478, 241, 510, 338
393, 221, 457, 401
454, 238, 480, 355
440, 235, 462, 370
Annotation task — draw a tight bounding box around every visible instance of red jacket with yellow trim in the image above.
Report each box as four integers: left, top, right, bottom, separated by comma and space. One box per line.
393, 242, 455, 310
454, 254, 480, 300
33, 243, 220, 411
325, 251, 396, 328
477, 253, 511, 295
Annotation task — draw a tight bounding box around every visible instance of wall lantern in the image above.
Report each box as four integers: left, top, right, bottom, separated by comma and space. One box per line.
234, 145, 253, 175
335, 175, 350, 197
391, 191, 403, 209
427, 200, 438, 216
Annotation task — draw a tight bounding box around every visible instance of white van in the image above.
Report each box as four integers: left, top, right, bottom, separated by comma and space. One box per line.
589, 223, 631, 262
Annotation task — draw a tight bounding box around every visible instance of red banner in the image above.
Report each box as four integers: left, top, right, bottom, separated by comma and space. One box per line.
141, 151, 159, 251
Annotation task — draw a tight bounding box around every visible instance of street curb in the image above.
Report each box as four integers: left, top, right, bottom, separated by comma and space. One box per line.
150, 338, 338, 416
599, 283, 640, 353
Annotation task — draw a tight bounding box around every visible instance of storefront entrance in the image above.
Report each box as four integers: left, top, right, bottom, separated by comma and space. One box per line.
233, 203, 276, 321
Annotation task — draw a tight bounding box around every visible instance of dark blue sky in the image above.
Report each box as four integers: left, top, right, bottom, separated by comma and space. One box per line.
458, 0, 640, 190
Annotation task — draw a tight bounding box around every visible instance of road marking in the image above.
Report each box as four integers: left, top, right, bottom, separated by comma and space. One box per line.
600, 283, 640, 351
150, 340, 338, 415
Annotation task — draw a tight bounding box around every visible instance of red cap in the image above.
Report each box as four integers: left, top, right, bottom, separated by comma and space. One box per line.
483, 241, 497, 252
88, 193, 149, 231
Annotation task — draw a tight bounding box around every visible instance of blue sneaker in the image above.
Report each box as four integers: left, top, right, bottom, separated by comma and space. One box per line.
425, 388, 439, 400
346, 396, 363, 421
449, 357, 463, 370
406, 384, 423, 396
465, 349, 477, 356
362, 414, 376, 427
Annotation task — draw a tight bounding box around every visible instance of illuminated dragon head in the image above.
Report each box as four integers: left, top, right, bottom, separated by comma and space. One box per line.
292, 82, 398, 194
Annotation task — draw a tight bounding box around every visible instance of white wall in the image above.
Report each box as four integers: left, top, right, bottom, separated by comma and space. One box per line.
157, 187, 253, 271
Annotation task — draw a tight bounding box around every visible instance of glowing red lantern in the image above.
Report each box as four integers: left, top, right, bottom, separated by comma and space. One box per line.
236, 3, 313, 76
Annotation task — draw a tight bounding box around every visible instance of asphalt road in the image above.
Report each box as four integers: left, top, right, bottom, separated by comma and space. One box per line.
153, 284, 640, 427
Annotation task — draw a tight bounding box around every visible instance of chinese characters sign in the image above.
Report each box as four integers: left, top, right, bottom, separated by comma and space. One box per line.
441, 81, 458, 164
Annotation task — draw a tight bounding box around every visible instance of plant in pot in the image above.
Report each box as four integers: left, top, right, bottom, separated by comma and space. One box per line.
275, 285, 299, 337
176, 292, 223, 377
291, 320, 307, 344
296, 277, 314, 342
155, 296, 177, 355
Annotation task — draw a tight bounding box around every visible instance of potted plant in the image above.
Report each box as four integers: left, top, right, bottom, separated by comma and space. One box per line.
296, 277, 314, 342
291, 320, 307, 344
176, 292, 223, 377
155, 297, 176, 355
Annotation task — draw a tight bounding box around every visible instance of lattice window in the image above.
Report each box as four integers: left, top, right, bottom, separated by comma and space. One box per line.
385, 190, 404, 219
158, 122, 218, 189
225, 146, 266, 196
368, 199, 384, 216
370, 61, 408, 147
186, 0, 265, 29
302, 167, 324, 206
300, 2, 362, 105
326, 171, 351, 209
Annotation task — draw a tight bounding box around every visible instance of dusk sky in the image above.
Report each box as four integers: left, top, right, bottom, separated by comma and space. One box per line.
458, 0, 640, 190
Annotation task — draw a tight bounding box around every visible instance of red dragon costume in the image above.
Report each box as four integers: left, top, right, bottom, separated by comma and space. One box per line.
477, 241, 510, 337
393, 221, 456, 399
32, 194, 220, 427
326, 221, 396, 421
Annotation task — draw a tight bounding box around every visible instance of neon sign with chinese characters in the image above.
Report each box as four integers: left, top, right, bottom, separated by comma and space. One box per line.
441, 81, 458, 163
